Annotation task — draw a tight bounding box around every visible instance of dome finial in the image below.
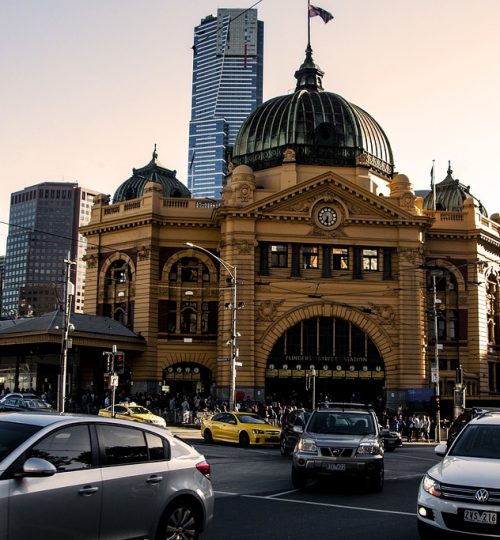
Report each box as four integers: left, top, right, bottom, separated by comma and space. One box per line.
294, 44, 324, 91
152, 144, 158, 162
447, 160, 453, 176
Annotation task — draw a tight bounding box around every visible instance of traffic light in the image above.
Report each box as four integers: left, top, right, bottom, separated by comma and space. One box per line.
114, 351, 125, 374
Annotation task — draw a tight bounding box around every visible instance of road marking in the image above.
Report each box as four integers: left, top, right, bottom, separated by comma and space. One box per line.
268, 488, 301, 498
214, 490, 239, 496
241, 494, 415, 516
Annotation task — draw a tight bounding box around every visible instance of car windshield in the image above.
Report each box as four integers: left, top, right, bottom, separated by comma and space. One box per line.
128, 406, 151, 415
23, 399, 51, 409
238, 414, 268, 424
308, 412, 374, 435
450, 424, 500, 458
0, 421, 43, 461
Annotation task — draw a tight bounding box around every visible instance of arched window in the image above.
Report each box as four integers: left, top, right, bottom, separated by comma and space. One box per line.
107, 260, 131, 285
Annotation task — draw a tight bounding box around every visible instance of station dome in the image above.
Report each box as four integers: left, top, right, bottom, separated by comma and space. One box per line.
423, 163, 487, 216
113, 147, 191, 203
231, 46, 394, 178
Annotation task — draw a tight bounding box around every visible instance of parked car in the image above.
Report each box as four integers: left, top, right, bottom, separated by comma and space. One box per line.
280, 408, 312, 456
201, 411, 281, 447
0, 412, 213, 540
379, 425, 403, 451
98, 402, 167, 428
417, 410, 500, 539
0, 392, 53, 412
291, 403, 384, 491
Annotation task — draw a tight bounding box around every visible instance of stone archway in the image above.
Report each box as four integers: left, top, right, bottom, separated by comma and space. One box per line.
256, 302, 396, 401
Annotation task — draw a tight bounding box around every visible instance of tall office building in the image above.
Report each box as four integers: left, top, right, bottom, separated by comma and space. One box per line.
187, 8, 264, 199
2, 182, 96, 317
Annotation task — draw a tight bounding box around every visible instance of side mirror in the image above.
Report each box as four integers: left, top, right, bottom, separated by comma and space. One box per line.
434, 443, 447, 457
17, 457, 57, 478
292, 425, 303, 434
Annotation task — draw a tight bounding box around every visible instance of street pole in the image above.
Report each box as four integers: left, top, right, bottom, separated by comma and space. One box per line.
432, 272, 441, 443
186, 242, 239, 411
58, 252, 76, 412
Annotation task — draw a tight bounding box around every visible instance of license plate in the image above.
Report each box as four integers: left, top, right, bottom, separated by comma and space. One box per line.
463, 510, 497, 525
325, 463, 346, 471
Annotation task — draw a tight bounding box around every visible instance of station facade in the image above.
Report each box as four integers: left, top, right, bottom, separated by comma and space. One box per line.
81, 48, 500, 412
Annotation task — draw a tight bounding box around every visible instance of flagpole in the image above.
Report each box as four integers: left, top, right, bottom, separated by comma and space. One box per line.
431, 159, 436, 211
307, 0, 311, 47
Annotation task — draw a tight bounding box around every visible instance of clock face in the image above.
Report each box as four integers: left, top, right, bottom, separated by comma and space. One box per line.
318, 206, 337, 227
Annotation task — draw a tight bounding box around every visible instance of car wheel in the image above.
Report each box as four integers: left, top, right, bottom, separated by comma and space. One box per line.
368, 468, 384, 492
239, 431, 250, 448
291, 467, 308, 489
203, 429, 213, 444
280, 436, 291, 456
159, 500, 200, 540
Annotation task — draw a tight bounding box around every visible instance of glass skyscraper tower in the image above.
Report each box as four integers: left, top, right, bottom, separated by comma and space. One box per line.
187, 8, 264, 199
2, 182, 96, 318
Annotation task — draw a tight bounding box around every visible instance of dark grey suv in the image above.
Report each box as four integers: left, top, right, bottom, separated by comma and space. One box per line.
291, 404, 384, 491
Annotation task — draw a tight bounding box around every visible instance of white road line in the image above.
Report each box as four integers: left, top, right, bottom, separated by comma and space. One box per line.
241, 494, 415, 517
268, 488, 301, 498
214, 490, 239, 496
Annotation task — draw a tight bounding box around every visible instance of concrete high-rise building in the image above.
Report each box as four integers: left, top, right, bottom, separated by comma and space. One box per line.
187, 8, 264, 199
2, 182, 97, 317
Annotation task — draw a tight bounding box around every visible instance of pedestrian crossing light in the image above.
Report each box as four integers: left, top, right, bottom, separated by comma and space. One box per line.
114, 351, 125, 374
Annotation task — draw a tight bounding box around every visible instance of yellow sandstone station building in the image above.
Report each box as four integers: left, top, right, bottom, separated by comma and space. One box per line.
81, 46, 500, 413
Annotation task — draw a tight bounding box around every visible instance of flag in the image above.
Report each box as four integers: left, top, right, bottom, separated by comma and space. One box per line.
309, 4, 334, 23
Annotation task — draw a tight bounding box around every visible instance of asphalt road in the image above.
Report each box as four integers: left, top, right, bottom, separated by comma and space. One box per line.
179, 431, 440, 540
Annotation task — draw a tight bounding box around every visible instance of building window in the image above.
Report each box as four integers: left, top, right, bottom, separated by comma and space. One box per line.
332, 247, 348, 270
302, 246, 319, 269
362, 249, 378, 271
271, 244, 288, 268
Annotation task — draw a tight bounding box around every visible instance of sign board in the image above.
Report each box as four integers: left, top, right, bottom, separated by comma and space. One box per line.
234, 361, 243, 367
110, 375, 119, 387
431, 372, 439, 383
217, 357, 231, 363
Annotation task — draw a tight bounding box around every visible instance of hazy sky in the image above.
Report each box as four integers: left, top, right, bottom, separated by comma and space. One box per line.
2, 0, 500, 254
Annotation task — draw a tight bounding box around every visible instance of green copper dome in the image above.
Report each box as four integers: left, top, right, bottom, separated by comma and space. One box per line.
113, 147, 191, 203
423, 163, 487, 216
231, 46, 394, 178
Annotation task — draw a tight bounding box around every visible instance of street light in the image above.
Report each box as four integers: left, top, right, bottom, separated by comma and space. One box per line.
186, 242, 239, 411
430, 269, 443, 443
58, 253, 76, 412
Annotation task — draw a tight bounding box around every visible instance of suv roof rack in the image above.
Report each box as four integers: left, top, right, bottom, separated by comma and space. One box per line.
316, 402, 373, 411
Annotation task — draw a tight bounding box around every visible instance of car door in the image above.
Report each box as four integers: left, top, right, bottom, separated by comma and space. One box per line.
210, 413, 228, 441
97, 423, 170, 540
225, 413, 239, 442
6, 423, 101, 540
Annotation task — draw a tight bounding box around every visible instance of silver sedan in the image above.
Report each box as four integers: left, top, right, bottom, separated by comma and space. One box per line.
0, 412, 214, 540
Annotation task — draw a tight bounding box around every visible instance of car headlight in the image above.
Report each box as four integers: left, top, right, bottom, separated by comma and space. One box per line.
422, 474, 442, 497
357, 442, 382, 455
297, 437, 317, 453
252, 429, 265, 434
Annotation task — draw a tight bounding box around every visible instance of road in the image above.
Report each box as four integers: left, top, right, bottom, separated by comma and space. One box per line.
177, 430, 439, 540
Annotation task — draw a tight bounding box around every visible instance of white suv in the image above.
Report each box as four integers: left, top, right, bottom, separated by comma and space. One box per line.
417, 411, 500, 538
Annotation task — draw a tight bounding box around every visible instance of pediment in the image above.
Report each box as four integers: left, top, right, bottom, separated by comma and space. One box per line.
244, 171, 424, 224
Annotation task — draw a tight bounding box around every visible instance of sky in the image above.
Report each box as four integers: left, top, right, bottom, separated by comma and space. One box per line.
2, 0, 500, 254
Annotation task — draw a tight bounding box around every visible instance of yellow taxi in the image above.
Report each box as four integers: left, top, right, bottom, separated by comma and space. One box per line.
201, 411, 280, 447
98, 402, 167, 428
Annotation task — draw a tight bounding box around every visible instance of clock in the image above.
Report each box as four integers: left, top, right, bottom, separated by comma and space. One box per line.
317, 206, 337, 227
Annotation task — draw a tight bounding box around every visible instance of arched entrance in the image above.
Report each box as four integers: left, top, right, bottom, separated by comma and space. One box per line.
163, 363, 213, 396
265, 316, 385, 407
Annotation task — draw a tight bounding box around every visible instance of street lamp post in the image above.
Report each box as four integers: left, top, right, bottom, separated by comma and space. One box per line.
58, 253, 76, 412
431, 270, 443, 443
186, 242, 238, 411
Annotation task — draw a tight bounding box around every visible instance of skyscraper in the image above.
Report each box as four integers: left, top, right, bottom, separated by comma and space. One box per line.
2, 182, 96, 318
187, 8, 264, 199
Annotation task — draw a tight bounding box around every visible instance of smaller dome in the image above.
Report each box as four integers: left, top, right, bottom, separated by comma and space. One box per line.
423, 163, 487, 216
113, 147, 190, 203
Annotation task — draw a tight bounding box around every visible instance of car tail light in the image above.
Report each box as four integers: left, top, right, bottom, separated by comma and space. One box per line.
196, 460, 211, 479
